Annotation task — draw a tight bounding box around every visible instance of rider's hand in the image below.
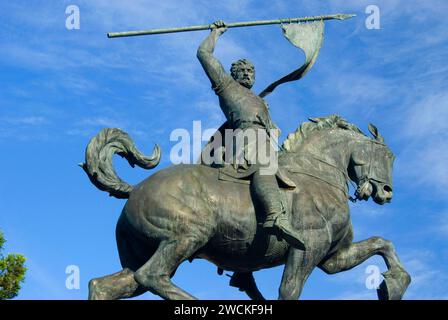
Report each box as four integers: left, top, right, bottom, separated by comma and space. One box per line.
210, 20, 228, 36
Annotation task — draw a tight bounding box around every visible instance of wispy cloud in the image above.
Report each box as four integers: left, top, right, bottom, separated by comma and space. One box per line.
78, 117, 124, 128
1, 116, 49, 125
395, 93, 448, 197
66, 116, 128, 138
403, 93, 448, 139
400, 249, 448, 299
16, 257, 63, 300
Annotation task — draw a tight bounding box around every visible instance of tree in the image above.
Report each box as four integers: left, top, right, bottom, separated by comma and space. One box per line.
0, 231, 26, 299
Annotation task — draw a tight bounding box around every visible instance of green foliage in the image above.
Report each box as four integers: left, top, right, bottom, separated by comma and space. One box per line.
0, 231, 27, 300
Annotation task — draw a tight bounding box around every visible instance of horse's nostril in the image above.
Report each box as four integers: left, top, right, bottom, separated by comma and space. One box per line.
383, 185, 392, 193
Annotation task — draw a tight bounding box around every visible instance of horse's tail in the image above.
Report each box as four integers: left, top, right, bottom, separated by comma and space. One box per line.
80, 128, 161, 199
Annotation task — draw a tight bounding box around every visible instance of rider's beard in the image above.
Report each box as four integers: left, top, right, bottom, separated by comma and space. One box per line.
239, 78, 253, 89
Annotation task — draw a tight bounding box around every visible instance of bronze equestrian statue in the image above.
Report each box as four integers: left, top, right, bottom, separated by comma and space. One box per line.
83, 17, 410, 300
82, 115, 410, 300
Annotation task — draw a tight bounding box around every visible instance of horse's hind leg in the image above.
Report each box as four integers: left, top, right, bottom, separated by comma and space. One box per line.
134, 237, 206, 300
89, 268, 145, 300
229, 272, 265, 300
89, 213, 154, 300
318, 227, 411, 300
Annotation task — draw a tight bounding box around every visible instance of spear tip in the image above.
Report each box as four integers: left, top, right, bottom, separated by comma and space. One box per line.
335, 13, 357, 20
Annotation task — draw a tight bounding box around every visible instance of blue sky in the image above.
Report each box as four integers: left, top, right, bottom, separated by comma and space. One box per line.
1, 0, 447, 300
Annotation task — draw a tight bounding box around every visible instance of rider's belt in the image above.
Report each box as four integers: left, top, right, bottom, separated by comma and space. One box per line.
234, 120, 265, 129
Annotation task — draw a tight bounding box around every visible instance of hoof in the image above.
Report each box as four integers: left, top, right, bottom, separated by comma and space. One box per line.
228, 273, 265, 301
88, 279, 108, 300
229, 273, 253, 291
377, 268, 411, 300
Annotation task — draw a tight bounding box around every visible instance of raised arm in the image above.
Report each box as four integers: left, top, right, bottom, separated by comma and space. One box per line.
197, 20, 228, 88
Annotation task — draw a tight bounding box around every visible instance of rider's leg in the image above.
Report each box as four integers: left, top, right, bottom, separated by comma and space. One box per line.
251, 171, 282, 225
252, 170, 306, 250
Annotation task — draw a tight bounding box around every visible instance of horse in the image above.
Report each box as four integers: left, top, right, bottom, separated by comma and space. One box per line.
82, 115, 410, 300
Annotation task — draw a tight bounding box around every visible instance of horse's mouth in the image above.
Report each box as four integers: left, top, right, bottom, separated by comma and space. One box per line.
373, 195, 388, 205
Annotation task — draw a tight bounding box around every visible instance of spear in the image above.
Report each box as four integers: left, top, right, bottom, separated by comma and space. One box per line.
107, 13, 356, 38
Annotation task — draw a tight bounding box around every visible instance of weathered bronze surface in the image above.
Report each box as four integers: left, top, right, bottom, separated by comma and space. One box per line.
83, 116, 410, 300
83, 17, 410, 300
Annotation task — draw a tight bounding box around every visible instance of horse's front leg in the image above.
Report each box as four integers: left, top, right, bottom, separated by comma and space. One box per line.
318, 228, 411, 300
279, 245, 329, 300
278, 248, 309, 300
278, 197, 332, 300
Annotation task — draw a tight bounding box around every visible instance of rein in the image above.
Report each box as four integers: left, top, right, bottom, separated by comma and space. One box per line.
307, 153, 361, 202
288, 142, 387, 203
287, 153, 356, 201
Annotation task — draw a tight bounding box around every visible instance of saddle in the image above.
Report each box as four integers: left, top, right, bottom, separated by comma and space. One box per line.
218, 163, 296, 189
199, 121, 296, 190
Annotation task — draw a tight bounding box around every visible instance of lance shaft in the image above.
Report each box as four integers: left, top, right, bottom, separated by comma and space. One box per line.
107, 13, 356, 38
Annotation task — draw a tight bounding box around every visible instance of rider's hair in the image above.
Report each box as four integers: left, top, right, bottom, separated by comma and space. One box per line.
230, 59, 255, 79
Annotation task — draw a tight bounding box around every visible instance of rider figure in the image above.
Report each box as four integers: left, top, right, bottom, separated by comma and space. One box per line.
197, 20, 305, 250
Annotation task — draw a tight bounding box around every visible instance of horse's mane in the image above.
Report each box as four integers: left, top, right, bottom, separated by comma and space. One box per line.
282, 115, 366, 152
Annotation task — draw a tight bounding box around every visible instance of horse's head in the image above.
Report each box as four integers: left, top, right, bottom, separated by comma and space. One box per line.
281, 116, 395, 205
348, 123, 395, 205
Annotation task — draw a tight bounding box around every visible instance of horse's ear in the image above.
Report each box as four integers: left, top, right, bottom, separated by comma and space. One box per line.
368, 123, 385, 143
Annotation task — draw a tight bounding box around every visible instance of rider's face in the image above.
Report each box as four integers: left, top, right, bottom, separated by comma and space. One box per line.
234, 65, 255, 89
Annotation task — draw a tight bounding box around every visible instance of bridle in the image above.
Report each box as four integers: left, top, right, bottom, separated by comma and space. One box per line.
353, 140, 393, 202
290, 139, 392, 203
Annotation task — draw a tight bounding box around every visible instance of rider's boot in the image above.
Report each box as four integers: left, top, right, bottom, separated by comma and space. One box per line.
263, 208, 306, 251
253, 171, 306, 250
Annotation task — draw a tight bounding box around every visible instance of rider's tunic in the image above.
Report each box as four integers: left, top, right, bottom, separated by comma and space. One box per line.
212, 74, 280, 171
